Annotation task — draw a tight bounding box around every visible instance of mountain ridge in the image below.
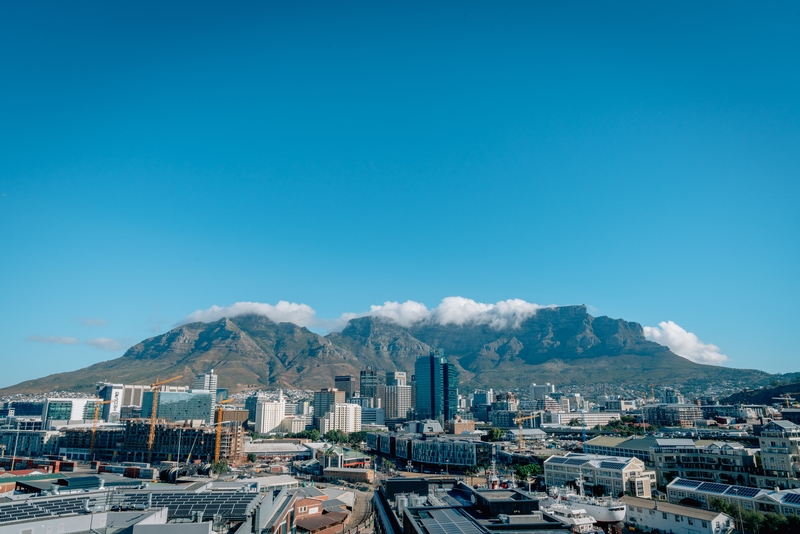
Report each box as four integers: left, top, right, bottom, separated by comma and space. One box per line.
1, 306, 776, 394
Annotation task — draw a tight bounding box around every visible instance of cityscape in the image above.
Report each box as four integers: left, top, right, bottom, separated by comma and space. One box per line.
2, 2, 798, 534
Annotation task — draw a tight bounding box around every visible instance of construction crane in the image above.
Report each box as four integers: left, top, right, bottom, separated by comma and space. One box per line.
148, 375, 183, 463
214, 398, 235, 463
89, 399, 113, 460
513, 413, 540, 451
773, 395, 797, 408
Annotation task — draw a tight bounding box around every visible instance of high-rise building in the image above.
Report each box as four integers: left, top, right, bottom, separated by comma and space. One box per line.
255, 391, 286, 434
318, 403, 361, 434
385, 371, 411, 419
334, 375, 358, 400
141, 390, 214, 423
195, 370, 218, 398
360, 367, 379, 404
530, 383, 555, 401
313, 388, 346, 423
414, 349, 458, 421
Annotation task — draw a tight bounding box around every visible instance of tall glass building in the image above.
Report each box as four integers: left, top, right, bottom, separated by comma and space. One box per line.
414, 349, 458, 421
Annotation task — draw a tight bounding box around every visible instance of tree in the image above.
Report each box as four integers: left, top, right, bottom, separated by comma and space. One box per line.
247, 453, 257, 463
348, 431, 367, 448
211, 460, 229, 475
323, 429, 348, 444
487, 428, 505, 441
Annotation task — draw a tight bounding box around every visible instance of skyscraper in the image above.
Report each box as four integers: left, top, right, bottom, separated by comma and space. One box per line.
385, 371, 411, 419
334, 375, 358, 400
414, 349, 458, 421
360, 367, 379, 405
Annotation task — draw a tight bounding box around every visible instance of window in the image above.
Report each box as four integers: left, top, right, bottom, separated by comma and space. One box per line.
702, 521, 708, 528
299, 506, 307, 513
663, 512, 667, 519
688, 518, 693, 525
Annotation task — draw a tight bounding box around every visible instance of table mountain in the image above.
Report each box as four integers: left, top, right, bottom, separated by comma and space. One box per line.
1, 305, 773, 394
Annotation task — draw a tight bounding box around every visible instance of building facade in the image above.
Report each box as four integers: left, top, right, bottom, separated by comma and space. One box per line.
414, 349, 458, 422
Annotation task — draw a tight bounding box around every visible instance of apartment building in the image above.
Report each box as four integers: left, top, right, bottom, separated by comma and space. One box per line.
543, 452, 655, 498
755, 420, 800, 489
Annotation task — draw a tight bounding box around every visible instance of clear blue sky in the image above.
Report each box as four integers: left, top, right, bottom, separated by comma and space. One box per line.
1, 2, 798, 387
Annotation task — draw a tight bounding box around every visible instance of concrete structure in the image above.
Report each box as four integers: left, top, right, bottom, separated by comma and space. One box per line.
755, 419, 800, 489
586, 435, 759, 487
659, 387, 686, 404
194, 370, 218, 399
446, 416, 475, 435
255, 390, 286, 435
319, 403, 361, 434
141, 390, 213, 424
97, 382, 125, 421
543, 411, 621, 427
544, 452, 655, 498
643, 403, 703, 427
42, 398, 95, 427
623, 496, 733, 534
0, 429, 60, 457
414, 349, 458, 422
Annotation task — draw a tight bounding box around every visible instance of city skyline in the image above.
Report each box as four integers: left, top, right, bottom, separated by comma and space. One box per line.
2, 2, 798, 386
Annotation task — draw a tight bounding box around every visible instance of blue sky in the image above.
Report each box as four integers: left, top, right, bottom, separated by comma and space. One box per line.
1, 2, 798, 387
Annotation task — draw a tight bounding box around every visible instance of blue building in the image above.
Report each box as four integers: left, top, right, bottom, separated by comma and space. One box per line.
414, 349, 458, 422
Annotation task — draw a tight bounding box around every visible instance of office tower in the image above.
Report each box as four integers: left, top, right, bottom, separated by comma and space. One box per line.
96, 382, 124, 422
255, 390, 285, 434
194, 370, 218, 398
384, 371, 411, 419
530, 383, 555, 401
414, 349, 458, 421
360, 367, 379, 404
334, 375, 358, 400
313, 388, 346, 422
141, 390, 214, 424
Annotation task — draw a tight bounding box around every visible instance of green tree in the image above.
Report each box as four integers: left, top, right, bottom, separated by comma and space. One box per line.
247, 452, 257, 463
348, 431, 367, 448
211, 460, 229, 475
324, 429, 348, 443
487, 428, 505, 441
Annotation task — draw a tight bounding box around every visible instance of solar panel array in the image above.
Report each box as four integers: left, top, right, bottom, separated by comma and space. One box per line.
599, 461, 627, 470
782, 492, 800, 505
697, 483, 728, 494
725, 486, 761, 498
546, 457, 568, 464
419, 508, 484, 534
565, 458, 588, 466
671, 479, 703, 489
121, 491, 259, 521
0, 496, 96, 525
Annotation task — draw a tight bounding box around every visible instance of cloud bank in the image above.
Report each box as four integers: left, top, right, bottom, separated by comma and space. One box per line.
643, 321, 729, 365
26, 335, 79, 345
180, 297, 551, 331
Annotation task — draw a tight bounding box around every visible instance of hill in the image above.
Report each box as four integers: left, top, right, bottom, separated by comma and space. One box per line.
1, 305, 775, 394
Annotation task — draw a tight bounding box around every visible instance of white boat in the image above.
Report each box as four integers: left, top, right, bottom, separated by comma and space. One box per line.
544, 503, 604, 533
549, 474, 627, 523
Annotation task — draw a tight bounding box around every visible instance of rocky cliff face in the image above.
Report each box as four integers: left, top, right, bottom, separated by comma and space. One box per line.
0, 307, 772, 394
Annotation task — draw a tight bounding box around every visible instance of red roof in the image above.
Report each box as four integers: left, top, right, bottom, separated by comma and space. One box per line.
295, 511, 348, 533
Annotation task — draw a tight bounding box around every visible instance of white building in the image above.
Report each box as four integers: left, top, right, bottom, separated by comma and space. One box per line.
756, 420, 800, 489
623, 496, 732, 534
279, 415, 312, 433
544, 452, 655, 498
319, 403, 361, 434
385, 385, 412, 419
255, 391, 286, 434
543, 411, 621, 427
667, 477, 800, 518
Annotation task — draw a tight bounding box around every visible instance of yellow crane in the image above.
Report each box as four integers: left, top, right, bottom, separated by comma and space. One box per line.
214, 398, 235, 463
89, 399, 113, 460
148, 375, 183, 463
773, 394, 797, 408
513, 413, 540, 451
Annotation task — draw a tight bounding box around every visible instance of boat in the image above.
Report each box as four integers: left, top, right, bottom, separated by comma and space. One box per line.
543, 502, 604, 533
548, 473, 627, 524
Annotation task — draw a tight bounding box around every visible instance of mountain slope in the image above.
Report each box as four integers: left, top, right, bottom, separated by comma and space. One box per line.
1, 307, 776, 394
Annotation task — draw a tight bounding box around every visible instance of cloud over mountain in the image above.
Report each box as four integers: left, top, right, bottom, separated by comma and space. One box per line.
181, 297, 551, 331
643, 320, 729, 365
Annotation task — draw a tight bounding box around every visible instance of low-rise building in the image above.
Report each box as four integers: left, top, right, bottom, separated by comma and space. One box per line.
544, 452, 655, 498
667, 477, 800, 518
623, 495, 733, 534
643, 403, 703, 427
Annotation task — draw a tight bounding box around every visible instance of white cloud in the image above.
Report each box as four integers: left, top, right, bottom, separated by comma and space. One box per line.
180, 297, 552, 333
643, 321, 729, 365
181, 301, 319, 328
26, 335, 79, 345
85, 337, 122, 351
81, 318, 107, 327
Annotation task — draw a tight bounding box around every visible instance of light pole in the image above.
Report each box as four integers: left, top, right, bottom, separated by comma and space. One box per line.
10, 426, 21, 472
